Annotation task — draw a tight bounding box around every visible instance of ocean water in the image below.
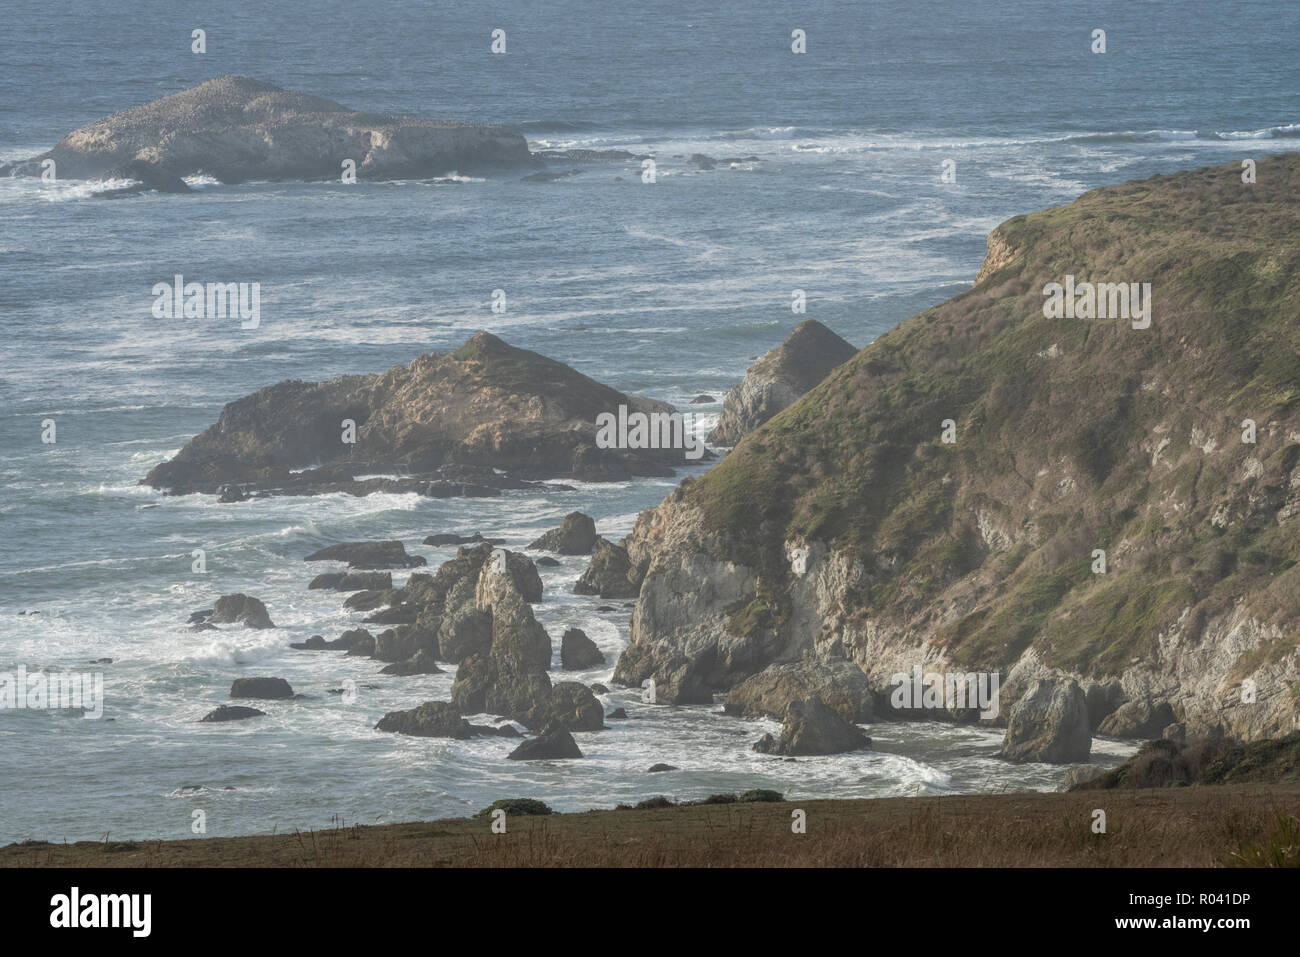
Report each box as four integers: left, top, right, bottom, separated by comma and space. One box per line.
1, 0, 1296, 843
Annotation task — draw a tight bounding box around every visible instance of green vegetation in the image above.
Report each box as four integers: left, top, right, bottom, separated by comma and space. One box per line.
475, 798, 553, 818
681, 154, 1300, 677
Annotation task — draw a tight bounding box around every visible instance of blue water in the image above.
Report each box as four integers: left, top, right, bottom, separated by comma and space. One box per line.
2, 0, 1294, 843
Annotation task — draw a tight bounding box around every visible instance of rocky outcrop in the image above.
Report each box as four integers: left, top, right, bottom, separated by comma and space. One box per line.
507, 728, 583, 760
724, 659, 874, 722
574, 537, 642, 599
200, 704, 266, 722
374, 701, 470, 738
528, 512, 598, 554
305, 541, 425, 569
1097, 697, 1178, 738
999, 679, 1091, 764
308, 571, 393, 591
708, 320, 856, 446
613, 155, 1300, 742
560, 628, 606, 669
533, 682, 604, 732
143, 332, 693, 495
379, 649, 444, 675
424, 532, 504, 547
207, 594, 275, 629
752, 696, 871, 756
230, 677, 293, 700
0, 76, 532, 184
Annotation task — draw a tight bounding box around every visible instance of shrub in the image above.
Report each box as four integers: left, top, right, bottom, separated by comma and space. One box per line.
475, 798, 552, 818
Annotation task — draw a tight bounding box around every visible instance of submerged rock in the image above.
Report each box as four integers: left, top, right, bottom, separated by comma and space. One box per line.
200, 705, 266, 722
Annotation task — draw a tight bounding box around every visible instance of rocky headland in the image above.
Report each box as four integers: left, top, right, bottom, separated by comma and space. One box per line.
610, 154, 1300, 761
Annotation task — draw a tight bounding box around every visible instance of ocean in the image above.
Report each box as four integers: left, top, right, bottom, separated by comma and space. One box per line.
1, 0, 1296, 843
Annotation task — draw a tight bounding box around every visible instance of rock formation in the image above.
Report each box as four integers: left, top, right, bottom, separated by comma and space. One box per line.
612, 155, 1300, 744
0, 76, 532, 184
527, 512, 598, 554
144, 331, 693, 495
707, 320, 857, 446
752, 696, 871, 756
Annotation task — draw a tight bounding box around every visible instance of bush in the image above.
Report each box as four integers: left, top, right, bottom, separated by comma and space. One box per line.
475, 798, 552, 818
1229, 813, 1300, 867
739, 788, 784, 803
634, 795, 676, 810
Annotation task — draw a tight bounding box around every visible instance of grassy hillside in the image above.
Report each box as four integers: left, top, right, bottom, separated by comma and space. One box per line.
686, 154, 1300, 677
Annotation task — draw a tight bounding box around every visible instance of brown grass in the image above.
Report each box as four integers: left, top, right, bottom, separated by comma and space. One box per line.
4, 786, 1299, 868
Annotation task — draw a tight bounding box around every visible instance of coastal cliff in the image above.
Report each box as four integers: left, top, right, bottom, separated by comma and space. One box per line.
614, 154, 1300, 748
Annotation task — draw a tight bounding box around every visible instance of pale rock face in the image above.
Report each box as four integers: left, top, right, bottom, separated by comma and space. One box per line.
707, 320, 856, 447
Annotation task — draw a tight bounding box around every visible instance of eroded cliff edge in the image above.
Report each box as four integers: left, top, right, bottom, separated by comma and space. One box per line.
614, 154, 1300, 744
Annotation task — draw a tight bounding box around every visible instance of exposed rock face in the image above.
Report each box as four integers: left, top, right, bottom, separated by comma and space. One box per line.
507, 728, 583, 760
374, 701, 470, 738
708, 320, 856, 446
0, 76, 532, 184
379, 649, 444, 675
143, 332, 692, 495
305, 541, 425, 569
534, 682, 605, 732
230, 677, 293, 700
725, 659, 874, 722
528, 512, 598, 554
1097, 697, 1178, 738
1000, 679, 1091, 764
200, 705, 266, 722
560, 628, 606, 669
209, 594, 275, 629
752, 697, 871, 756
614, 156, 1300, 741
574, 537, 643, 599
